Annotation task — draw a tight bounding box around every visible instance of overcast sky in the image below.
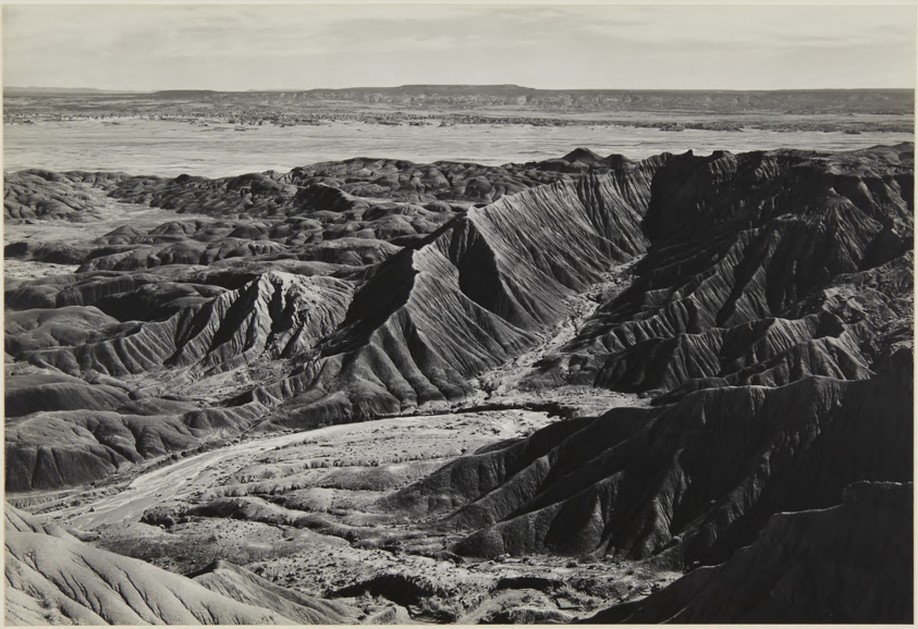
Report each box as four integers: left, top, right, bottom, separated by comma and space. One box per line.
3, 3, 916, 91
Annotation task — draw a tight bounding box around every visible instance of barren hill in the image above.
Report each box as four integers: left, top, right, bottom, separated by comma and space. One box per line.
5, 505, 353, 624
4, 143, 913, 624
390, 350, 912, 566
5, 145, 912, 492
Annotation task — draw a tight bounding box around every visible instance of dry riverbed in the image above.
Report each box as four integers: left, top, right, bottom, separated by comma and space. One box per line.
13, 407, 676, 623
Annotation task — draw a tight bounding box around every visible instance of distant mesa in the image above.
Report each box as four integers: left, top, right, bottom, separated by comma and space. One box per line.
4, 85, 914, 117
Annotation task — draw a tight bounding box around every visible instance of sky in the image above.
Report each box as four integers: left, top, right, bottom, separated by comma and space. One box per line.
3, 3, 916, 91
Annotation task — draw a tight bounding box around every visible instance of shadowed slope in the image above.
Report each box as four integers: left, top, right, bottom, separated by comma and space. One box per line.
529, 144, 913, 397
389, 348, 912, 566
11, 272, 352, 377
586, 482, 912, 624
5, 272, 353, 491
269, 170, 658, 426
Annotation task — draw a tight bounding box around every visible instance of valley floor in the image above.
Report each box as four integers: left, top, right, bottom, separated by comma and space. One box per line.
9, 404, 676, 624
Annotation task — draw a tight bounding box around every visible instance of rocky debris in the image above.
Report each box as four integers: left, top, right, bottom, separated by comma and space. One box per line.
329, 572, 442, 607
188, 560, 353, 624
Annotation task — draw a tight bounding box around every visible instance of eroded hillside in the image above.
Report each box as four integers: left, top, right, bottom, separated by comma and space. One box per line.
5, 144, 913, 624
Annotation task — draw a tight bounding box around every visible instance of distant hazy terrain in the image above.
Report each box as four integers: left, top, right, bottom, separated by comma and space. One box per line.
7, 118, 915, 178
4, 86, 913, 178
5, 85, 913, 132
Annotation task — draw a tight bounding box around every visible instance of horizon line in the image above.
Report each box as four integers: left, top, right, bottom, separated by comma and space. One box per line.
5, 84, 917, 94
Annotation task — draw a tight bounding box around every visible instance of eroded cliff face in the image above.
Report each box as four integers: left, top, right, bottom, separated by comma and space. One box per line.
528, 144, 913, 398
271, 173, 655, 426
5, 145, 912, 498
389, 349, 912, 562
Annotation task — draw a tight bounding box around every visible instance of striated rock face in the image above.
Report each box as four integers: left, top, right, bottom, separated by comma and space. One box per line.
4, 505, 351, 625
389, 349, 912, 566
5, 402, 267, 492
4, 144, 912, 493
272, 173, 656, 425
586, 482, 913, 624
4, 272, 352, 491
4, 143, 913, 625
528, 144, 913, 398
10, 272, 351, 378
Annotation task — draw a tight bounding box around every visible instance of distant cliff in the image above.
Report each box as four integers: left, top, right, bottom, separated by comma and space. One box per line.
142, 86, 915, 115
